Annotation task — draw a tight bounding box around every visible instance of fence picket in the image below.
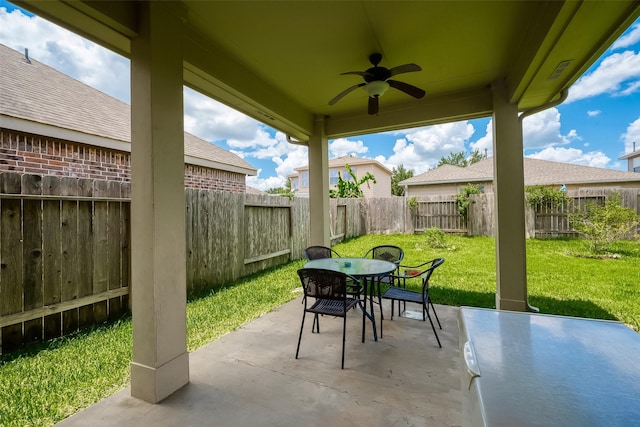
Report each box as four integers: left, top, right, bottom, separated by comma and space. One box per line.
42, 176, 62, 340
0, 173, 23, 352
22, 175, 43, 345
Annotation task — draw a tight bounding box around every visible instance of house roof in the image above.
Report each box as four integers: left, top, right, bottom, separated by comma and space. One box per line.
294, 155, 392, 175
400, 157, 640, 187
619, 149, 640, 160
0, 43, 256, 176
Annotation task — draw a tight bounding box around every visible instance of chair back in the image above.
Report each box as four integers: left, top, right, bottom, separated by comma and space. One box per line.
303, 245, 340, 261
297, 268, 352, 301
420, 258, 445, 294
364, 245, 404, 265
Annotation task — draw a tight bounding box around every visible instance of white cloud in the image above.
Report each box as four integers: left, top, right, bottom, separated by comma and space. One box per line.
385, 121, 475, 173
184, 87, 267, 146
612, 23, 640, 50
567, 50, 640, 103
329, 138, 368, 158
587, 110, 601, 117
618, 80, 640, 96
527, 147, 611, 168
523, 108, 578, 149
246, 170, 286, 191
622, 116, 640, 153
471, 108, 577, 154
0, 7, 130, 102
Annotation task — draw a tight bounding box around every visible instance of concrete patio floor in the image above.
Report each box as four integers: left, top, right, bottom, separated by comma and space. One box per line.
58, 297, 462, 427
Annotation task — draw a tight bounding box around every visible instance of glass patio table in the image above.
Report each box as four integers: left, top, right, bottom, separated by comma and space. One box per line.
303, 257, 397, 342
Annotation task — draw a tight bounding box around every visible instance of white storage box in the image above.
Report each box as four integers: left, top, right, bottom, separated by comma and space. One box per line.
458, 307, 640, 426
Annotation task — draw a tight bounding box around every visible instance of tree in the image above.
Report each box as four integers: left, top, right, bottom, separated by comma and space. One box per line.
329, 164, 376, 198
437, 149, 486, 167
437, 151, 467, 167
391, 164, 414, 196
265, 179, 294, 198
467, 149, 486, 165
568, 193, 640, 254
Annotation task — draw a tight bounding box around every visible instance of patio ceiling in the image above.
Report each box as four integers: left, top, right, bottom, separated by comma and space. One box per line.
16, 1, 640, 141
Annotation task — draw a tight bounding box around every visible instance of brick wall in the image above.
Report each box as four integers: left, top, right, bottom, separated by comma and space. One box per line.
0, 129, 246, 192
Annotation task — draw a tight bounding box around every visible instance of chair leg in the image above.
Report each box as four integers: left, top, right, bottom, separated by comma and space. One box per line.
377, 279, 384, 338
312, 313, 320, 333
428, 298, 442, 329
341, 315, 347, 369
296, 311, 307, 359
426, 310, 442, 348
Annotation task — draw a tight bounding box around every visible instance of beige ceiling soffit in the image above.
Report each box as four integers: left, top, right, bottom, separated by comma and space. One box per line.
2, 115, 130, 153
325, 87, 493, 139
509, 1, 578, 104
14, 0, 134, 57
182, 32, 314, 141
184, 155, 256, 177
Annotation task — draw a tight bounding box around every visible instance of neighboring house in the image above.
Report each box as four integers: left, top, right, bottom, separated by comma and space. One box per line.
401, 157, 640, 196
290, 154, 392, 198
620, 145, 640, 173
0, 44, 256, 190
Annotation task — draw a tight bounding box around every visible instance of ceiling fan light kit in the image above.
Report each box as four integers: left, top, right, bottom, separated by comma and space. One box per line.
329, 53, 425, 115
365, 80, 389, 98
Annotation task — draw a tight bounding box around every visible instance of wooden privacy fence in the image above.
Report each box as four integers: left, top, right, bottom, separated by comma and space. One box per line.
3, 171, 638, 353
411, 196, 466, 233
0, 173, 130, 354
529, 188, 640, 238
467, 188, 640, 238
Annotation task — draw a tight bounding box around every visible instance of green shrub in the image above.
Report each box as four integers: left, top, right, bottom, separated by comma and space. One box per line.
568, 192, 640, 254
525, 185, 568, 207
424, 227, 456, 250
455, 184, 483, 220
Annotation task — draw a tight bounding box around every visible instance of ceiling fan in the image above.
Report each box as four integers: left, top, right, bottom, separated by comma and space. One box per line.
328, 53, 426, 115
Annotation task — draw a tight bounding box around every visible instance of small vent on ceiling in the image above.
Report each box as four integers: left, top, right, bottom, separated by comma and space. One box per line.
23, 48, 31, 64
548, 60, 573, 80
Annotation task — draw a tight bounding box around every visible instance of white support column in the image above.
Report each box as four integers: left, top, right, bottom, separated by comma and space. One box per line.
491, 80, 531, 312
308, 116, 330, 246
130, 1, 189, 403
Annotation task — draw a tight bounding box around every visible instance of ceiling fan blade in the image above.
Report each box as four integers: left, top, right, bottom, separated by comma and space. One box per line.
368, 96, 379, 115
340, 71, 371, 77
388, 80, 426, 99
388, 63, 422, 76
328, 83, 366, 105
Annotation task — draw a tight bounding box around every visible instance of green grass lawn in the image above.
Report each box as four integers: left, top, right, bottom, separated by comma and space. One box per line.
1, 235, 638, 426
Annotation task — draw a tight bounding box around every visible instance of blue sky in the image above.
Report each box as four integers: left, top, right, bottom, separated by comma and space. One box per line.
1, 1, 639, 190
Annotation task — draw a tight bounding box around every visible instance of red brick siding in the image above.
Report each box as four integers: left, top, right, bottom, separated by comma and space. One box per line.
0, 129, 246, 192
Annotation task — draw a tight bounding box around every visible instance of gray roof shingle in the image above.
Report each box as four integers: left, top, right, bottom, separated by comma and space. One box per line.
0, 43, 256, 175
401, 157, 640, 186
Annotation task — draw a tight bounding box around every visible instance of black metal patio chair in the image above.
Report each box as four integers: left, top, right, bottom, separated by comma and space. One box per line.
381, 258, 445, 347
295, 268, 361, 369
363, 245, 405, 337
303, 245, 342, 260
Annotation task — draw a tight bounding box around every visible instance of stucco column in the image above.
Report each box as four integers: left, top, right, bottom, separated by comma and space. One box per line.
130, 1, 189, 403
308, 116, 330, 246
491, 80, 531, 312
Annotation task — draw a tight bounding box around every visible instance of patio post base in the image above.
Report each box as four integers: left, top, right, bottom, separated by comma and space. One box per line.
130, 351, 190, 403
